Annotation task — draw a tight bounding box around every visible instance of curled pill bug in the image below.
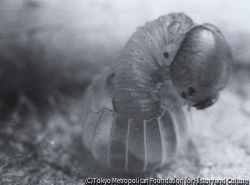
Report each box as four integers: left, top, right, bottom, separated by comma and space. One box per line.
81, 13, 232, 173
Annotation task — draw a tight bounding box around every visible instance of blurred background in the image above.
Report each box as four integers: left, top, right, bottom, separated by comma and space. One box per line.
0, 0, 250, 183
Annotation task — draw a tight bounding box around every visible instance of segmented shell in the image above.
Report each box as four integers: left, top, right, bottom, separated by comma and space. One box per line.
82, 70, 188, 172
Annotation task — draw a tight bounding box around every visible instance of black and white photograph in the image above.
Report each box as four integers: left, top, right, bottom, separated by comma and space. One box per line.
0, 0, 250, 184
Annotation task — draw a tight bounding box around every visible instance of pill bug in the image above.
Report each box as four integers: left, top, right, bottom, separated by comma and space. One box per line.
82, 13, 232, 173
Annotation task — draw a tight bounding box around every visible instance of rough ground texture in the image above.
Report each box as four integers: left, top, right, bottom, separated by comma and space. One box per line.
0, 0, 250, 184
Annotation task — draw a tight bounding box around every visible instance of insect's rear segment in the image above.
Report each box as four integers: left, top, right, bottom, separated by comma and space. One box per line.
83, 71, 188, 172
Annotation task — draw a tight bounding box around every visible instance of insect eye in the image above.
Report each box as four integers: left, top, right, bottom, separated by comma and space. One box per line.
163, 52, 169, 59
188, 87, 196, 96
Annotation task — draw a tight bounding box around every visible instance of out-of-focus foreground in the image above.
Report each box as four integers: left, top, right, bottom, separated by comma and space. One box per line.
0, 0, 250, 183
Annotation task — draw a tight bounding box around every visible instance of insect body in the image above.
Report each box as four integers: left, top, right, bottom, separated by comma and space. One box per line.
82, 13, 232, 173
